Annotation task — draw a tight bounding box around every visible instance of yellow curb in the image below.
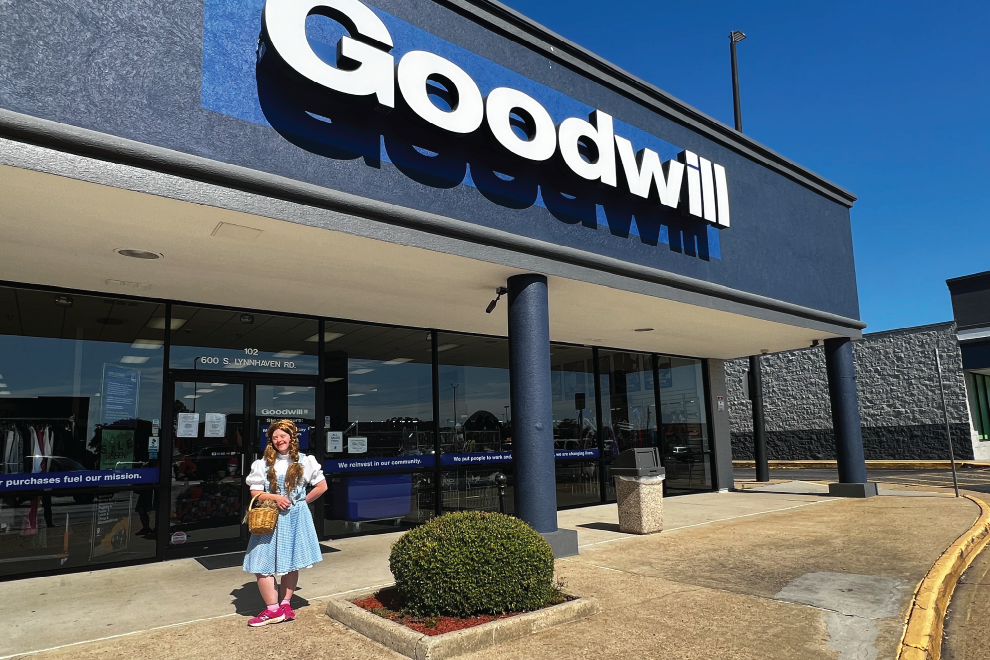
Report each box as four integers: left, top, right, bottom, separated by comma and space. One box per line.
732, 460, 990, 470
895, 494, 990, 660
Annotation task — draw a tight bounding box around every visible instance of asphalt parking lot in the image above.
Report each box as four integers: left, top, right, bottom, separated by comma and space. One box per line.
733, 466, 990, 495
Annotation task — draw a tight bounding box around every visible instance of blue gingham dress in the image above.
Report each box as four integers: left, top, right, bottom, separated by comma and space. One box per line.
243, 455, 323, 577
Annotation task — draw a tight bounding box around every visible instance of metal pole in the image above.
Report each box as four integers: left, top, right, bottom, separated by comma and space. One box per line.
935, 348, 960, 497
730, 37, 743, 132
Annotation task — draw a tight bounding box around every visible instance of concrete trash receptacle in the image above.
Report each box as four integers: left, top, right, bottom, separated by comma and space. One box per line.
611, 448, 665, 535
615, 474, 665, 534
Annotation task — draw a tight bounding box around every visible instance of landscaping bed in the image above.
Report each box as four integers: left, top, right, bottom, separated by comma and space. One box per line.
353, 588, 525, 635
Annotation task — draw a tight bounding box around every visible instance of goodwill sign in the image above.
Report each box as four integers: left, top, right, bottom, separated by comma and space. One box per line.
259, 0, 731, 228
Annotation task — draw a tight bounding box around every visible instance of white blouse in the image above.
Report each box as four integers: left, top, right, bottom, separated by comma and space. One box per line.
245, 452, 325, 492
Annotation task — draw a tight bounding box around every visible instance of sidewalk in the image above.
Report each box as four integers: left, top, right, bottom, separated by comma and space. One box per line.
3, 483, 981, 659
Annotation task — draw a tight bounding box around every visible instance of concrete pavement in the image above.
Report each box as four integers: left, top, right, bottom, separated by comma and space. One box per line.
2, 482, 982, 659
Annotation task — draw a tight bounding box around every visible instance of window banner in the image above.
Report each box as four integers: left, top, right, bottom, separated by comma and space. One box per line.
0, 467, 159, 491
554, 448, 600, 460
440, 451, 513, 466
324, 455, 433, 473
101, 364, 141, 424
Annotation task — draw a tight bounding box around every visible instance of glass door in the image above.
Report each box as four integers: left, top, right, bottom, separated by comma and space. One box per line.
168, 381, 247, 548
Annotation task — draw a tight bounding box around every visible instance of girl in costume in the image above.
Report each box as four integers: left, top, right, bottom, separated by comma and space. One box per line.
243, 419, 327, 626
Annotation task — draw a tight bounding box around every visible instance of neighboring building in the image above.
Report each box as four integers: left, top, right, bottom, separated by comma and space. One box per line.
0, 0, 866, 579
726, 323, 978, 461
948, 270, 990, 458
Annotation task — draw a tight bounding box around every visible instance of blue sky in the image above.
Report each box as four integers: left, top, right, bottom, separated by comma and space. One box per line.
501, 0, 990, 332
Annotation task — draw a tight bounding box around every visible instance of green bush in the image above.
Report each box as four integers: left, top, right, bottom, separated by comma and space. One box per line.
389, 511, 556, 617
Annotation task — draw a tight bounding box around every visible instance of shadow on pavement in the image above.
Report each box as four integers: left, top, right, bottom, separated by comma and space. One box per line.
230, 581, 310, 617
576, 522, 622, 533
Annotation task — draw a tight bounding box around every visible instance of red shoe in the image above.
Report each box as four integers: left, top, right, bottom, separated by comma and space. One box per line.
248, 607, 285, 627
281, 603, 295, 621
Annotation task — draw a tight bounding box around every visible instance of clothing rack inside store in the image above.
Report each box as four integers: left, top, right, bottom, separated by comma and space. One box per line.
1, 416, 76, 433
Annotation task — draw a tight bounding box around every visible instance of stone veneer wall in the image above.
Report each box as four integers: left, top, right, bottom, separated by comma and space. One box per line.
726, 322, 977, 460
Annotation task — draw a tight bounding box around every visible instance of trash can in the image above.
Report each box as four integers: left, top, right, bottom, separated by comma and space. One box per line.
612, 448, 665, 534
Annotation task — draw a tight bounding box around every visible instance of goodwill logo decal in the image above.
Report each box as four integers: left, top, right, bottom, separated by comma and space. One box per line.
260, 0, 731, 228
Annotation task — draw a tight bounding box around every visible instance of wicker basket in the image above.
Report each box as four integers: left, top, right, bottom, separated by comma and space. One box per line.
247, 493, 279, 535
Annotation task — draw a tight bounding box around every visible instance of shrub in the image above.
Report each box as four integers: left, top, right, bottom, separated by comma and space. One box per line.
389, 511, 556, 617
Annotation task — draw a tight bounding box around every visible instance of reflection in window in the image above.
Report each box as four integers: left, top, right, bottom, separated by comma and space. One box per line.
0, 286, 164, 483
658, 357, 712, 493
437, 334, 511, 457
169, 305, 319, 374
598, 350, 657, 462
324, 472, 435, 537
0, 488, 157, 577
323, 323, 434, 461
551, 345, 598, 452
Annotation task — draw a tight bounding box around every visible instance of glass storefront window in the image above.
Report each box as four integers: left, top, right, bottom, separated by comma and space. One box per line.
658, 357, 712, 493
169, 306, 319, 374
598, 350, 658, 462
437, 334, 512, 468
0, 488, 157, 577
325, 472, 435, 537
551, 345, 599, 457
441, 466, 513, 514
0, 287, 164, 493
322, 323, 434, 469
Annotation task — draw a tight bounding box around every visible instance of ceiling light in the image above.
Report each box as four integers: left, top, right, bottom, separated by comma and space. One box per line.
383, 358, 413, 365
115, 249, 162, 260
0, 392, 9, 396
183, 395, 201, 399
634, 328, 654, 332
0, 384, 7, 388
54, 295, 74, 307
349, 368, 375, 375
273, 350, 304, 358
347, 393, 364, 397
210, 383, 229, 387
119, 356, 150, 364
436, 343, 459, 352
325, 377, 343, 383
280, 391, 297, 395
148, 318, 186, 330
196, 389, 215, 394
131, 339, 164, 349
306, 332, 344, 342
239, 314, 255, 325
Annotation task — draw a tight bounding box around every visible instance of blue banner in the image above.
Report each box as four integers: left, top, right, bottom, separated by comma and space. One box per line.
554, 448, 600, 460
324, 455, 434, 473
0, 468, 159, 492
440, 451, 513, 466
102, 364, 140, 424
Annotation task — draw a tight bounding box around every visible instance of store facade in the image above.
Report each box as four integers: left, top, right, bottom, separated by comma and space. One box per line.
0, 0, 865, 579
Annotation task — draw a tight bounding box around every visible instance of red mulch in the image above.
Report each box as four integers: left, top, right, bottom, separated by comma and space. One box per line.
352, 591, 520, 636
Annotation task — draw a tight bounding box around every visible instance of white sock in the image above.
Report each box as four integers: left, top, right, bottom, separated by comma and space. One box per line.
267, 604, 280, 612
281, 599, 290, 606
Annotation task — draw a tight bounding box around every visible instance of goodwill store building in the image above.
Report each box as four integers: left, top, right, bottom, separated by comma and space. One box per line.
0, 0, 867, 578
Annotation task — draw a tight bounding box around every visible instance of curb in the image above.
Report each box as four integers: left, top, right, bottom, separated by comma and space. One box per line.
896, 495, 990, 660
732, 460, 990, 470
326, 587, 600, 660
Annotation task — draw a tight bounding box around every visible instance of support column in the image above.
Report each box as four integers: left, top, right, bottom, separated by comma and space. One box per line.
748, 355, 769, 482
507, 274, 578, 557
824, 337, 877, 497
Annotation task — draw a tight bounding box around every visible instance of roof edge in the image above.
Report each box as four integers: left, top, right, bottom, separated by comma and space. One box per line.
433, 0, 858, 208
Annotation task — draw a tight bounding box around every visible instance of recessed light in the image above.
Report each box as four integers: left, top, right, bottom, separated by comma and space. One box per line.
183, 395, 201, 399
347, 393, 365, 397
382, 358, 413, 365
239, 314, 255, 325
115, 249, 162, 260
324, 377, 343, 383
305, 332, 344, 342
349, 368, 375, 375
210, 383, 229, 387
148, 318, 186, 330
119, 355, 150, 364
436, 343, 459, 352
0, 391, 9, 396
196, 389, 215, 394
273, 350, 304, 358
131, 339, 164, 349
634, 328, 654, 332
54, 295, 74, 307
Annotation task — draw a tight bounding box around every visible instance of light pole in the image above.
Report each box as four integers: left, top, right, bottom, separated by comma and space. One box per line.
729, 31, 746, 132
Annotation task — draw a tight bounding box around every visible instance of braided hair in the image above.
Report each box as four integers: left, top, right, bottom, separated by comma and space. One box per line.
264, 419, 304, 494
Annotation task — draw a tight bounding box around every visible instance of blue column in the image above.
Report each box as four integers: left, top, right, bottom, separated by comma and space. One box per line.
507, 274, 558, 534
824, 337, 869, 485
